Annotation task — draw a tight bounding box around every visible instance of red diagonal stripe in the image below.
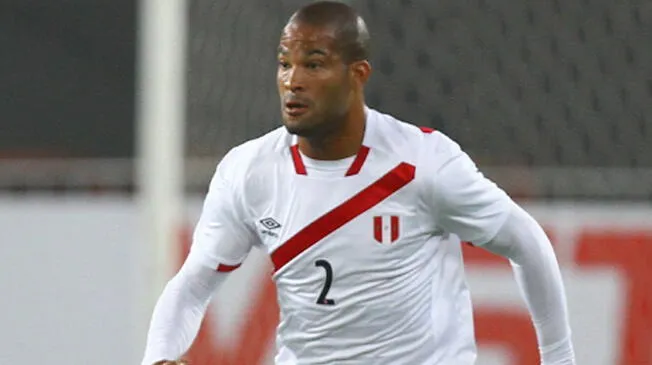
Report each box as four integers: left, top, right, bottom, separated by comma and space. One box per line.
271, 162, 416, 272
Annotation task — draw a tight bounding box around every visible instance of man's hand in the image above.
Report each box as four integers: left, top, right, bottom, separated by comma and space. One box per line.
153, 361, 188, 365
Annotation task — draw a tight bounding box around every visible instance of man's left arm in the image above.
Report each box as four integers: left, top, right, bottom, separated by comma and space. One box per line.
423, 131, 575, 364
481, 201, 575, 364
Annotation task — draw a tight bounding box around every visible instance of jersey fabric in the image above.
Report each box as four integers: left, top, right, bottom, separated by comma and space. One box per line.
191, 107, 513, 365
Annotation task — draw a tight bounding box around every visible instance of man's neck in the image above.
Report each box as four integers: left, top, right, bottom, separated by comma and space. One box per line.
297, 106, 366, 160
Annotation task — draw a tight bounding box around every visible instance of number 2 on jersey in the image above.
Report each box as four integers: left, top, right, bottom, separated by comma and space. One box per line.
315, 259, 335, 305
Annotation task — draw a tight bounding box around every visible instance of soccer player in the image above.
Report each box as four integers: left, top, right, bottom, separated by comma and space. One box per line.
142, 2, 575, 364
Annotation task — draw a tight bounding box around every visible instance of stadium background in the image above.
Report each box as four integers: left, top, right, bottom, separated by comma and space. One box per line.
1, 0, 650, 364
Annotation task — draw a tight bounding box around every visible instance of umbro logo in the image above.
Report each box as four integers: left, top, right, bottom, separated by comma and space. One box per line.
259, 217, 281, 238
260, 217, 281, 230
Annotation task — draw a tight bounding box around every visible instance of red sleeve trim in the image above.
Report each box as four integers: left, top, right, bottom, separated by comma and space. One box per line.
419, 126, 435, 134
216, 263, 241, 272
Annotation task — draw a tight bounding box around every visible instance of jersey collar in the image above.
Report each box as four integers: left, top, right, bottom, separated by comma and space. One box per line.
290, 107, 374, 177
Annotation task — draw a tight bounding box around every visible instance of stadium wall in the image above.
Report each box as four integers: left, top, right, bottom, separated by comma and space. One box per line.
0, 196, 650, 365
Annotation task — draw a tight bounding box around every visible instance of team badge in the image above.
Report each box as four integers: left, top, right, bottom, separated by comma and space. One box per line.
373, 215, 400, 244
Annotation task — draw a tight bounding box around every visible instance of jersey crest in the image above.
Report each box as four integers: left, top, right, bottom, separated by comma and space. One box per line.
373, 215, 400, 244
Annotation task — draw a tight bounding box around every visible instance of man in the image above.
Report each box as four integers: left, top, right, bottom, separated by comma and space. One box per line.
142, 2, 575, 364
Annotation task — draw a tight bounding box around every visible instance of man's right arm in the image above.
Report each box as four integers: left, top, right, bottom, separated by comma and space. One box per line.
141, 251, 229, 365
141, 148, 258, 364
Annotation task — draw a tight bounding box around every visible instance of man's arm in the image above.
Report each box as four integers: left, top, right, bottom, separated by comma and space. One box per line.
481, 201, 575, 364
141, 252, 228, 365
423, 131, 575, 364
141, 148, 257, 364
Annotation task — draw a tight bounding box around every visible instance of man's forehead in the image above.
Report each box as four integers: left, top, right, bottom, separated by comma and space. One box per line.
279, 23, 338, 51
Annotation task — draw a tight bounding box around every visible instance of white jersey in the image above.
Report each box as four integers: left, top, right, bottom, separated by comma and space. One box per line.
191, 107, 512, 364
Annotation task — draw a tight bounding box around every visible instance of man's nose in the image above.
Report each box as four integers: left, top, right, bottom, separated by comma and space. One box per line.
284, 66, 306, 92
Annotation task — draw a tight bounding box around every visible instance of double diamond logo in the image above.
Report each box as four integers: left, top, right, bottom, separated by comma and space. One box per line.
259, 217, 281, 239
260, 217, 281, 230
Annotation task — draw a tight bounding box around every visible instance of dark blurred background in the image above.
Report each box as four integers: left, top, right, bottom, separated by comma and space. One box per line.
1, 0, 651, 198
1, 1, 135, 158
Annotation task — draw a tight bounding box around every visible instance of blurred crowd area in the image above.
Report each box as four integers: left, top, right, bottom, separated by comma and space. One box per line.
2, 0, 651, 199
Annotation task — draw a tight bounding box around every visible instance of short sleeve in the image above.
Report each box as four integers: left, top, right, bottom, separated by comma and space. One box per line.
190, 152, 257, 270
423, 132, 512, 245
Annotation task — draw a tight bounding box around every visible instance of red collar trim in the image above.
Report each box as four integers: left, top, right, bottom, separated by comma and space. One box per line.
290, 145, 307, 175
290, 144, 371, 177
345, 145, 370, 176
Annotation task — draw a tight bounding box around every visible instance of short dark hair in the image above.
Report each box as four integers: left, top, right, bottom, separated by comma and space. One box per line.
288, 1, 370, 63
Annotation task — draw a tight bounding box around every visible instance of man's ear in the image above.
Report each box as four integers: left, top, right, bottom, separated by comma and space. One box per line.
350, 60, 371, 86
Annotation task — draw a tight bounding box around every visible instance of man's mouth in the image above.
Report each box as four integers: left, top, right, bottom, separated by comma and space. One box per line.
284, 101, 309, 116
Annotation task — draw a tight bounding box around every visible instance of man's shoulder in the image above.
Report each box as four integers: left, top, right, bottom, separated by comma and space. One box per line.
217, 126, 290, 181
229, 126, 289, 159
369, 108, 455, 157
367, 109, 466, 181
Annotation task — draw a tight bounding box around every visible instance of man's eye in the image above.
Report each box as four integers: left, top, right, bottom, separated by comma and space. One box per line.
279, 61, 290, 69
307, 62, 322, 69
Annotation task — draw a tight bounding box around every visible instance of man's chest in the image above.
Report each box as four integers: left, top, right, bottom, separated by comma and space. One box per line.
245, 162, 435, 272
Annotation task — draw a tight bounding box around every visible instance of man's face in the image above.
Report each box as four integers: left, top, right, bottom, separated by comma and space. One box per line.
277, 21, 355, 137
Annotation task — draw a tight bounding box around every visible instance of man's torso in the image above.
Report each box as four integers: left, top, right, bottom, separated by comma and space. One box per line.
226, 109, 478, 364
